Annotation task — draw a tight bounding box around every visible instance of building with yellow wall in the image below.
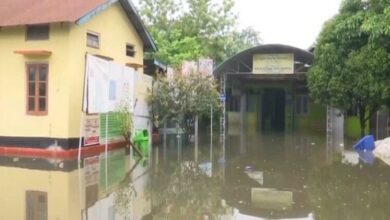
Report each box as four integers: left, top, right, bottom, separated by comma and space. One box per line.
0, 0, 156, 152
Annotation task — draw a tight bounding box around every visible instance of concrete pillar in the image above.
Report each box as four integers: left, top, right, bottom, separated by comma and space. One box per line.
258, 90, 263, 132
332, 108, 344, 152
195, 115, 199, 163
284, 88, 293, 134
240, 92, 247, 154
240, 92, 247, 130
163, 122, 167, 163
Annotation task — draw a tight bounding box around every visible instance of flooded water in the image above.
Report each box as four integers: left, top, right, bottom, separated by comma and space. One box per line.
1, 133, 390, 220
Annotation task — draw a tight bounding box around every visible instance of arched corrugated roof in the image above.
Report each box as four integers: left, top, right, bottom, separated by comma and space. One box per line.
214, 44, 314, 75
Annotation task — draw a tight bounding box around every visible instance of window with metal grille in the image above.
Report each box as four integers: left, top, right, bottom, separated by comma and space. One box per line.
126, 44, 135, 57
26, 25, 49, 40
87, 32, 100, 48
26, 64, 48, 115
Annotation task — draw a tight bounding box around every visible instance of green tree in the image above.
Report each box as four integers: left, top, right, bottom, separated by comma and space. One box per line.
139, 0, 261, 65
148, 73, 220, 130
308, 0, 390, 137
150, 28, 203, 66
224, 27, 262, 59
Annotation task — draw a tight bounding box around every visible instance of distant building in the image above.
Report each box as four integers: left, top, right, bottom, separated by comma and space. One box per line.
214, 44, 326, 135
0, 0, 156, 156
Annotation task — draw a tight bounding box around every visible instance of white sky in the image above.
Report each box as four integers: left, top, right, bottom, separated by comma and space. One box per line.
233, 0, 342, 49
133, 0, 343, 49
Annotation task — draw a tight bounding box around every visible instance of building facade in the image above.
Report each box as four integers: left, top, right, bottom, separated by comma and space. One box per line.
0, 0, 156, 154
214, 44, 326, 136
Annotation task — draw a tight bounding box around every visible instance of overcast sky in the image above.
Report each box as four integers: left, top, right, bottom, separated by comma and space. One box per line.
233, 0, 342, 49
133, 0, 343, 49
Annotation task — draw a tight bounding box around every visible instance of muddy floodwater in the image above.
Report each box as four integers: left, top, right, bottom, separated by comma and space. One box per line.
1, 132, 390, 220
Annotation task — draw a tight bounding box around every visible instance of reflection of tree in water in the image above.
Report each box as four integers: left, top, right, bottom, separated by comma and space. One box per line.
151, 161, 231, 220
114, 183, 136, 220
308, 161, 390, 220
113, 158, 142, 220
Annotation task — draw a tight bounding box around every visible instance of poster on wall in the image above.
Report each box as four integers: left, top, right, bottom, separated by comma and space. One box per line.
134, 72, 152, 135
198, 58, 213, 76
83, 54, 136, 114
181, 61, 198, 76
134, 72, 152, 119
84, 115, 100, 146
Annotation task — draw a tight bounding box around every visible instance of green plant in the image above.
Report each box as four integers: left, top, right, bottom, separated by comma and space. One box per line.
148, 73, 221, 129
115, 98, 134, 144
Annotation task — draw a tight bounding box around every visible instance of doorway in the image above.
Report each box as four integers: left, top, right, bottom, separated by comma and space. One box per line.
261, 88, 286, 133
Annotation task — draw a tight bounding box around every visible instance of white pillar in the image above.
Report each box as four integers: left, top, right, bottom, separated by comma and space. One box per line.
195, 115, 199, 163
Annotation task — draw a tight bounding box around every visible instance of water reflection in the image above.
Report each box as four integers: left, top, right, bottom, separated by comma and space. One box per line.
150, 161, 232, 219
220, 133, 390, 220
1, 132, 390, 220
0, 149, 151, 220
0, 157, 83, 220
222, 134, 317, 219
308, 161, 390, 220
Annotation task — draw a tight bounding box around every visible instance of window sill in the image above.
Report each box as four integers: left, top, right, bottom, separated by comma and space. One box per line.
26, 112, 48, 116
14, 49, 52, 56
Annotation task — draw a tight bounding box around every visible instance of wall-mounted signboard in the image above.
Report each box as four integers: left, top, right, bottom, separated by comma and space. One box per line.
84, 115, 100, 146
253, 53, 294, 74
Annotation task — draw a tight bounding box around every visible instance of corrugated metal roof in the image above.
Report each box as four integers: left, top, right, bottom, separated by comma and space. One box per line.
0, 0, 107, 26
214, 44, 313, 75
0, 0, 157, 51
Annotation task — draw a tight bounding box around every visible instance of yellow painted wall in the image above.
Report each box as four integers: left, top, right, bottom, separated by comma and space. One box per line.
67, 2, 144, 138
0, 167, 77, 220
0, 2, 145, 142
0, 23, 71, 139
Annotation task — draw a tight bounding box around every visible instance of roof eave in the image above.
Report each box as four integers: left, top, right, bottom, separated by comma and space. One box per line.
119, 0, 157, 52
74, 0, 157, 52
75, 0, 118, 26
214, 44, 313, 75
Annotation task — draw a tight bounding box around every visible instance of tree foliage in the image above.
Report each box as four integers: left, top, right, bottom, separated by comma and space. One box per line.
308, 0, 390, 137
139, 0, 261, 65
149, 28, 203, 66
148, 73, 220, 128
114, 98, 134, 145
